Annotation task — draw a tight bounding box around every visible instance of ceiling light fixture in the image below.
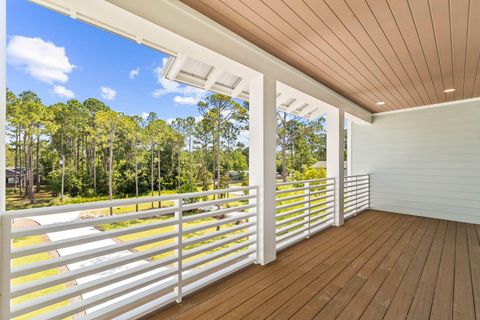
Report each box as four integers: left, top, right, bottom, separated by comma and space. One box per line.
376, 101, 385, 105
443, 88, 456, 93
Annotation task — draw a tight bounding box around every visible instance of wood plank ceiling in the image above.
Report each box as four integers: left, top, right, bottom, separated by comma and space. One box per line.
181, 0, 480, 113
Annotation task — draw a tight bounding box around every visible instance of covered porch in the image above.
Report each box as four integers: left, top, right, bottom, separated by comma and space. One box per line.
150, 210, 480, 320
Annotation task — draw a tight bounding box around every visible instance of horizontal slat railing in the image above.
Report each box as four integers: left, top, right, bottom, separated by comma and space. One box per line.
275, 178, 335, 251
344, 174, 370, 219
0, 186, 258, 320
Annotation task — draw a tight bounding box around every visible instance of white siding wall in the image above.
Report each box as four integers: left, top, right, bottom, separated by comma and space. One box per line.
351, 100, 480, 223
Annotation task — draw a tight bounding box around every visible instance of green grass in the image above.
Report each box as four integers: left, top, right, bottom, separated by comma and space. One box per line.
12, 235, 72, 320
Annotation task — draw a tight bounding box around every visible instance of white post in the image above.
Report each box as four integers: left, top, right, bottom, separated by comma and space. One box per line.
0, 5, 7, 317
346, 119, 352, 176
304, 182, 310, 238
0, 0, 6, 213
327, 109, 345, 227
174, 199, 183, 303
249, 74, 277, 265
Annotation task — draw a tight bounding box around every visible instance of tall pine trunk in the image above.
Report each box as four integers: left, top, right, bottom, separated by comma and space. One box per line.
36, 133, 40, 192
150, 146, 154, 209
135, 154, 139, 212
108, 141, 113, 216
157, 147, 161, 208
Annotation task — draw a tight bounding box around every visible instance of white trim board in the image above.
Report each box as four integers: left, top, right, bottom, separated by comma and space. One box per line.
374, 97, 480, 117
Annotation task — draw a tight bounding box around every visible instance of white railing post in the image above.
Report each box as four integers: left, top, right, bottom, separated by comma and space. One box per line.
174, 199, 183, 303
327, 108, 345, 226
0, 216, 11, 320
367, 174, 371, 209
249, 75, 277, 265
304, 182, 310, 238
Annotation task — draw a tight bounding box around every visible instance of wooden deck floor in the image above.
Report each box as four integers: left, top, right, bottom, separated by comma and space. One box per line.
148, 210, 480, 320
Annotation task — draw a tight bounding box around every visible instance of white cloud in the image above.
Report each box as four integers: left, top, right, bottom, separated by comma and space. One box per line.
141, 112, 149, 120
173, 96, 199, 105
52, 85, 75, 99
100, 86, 117, 100
152, 58, 207, 105
7, 36, 75, 84
129, 68, 139, 79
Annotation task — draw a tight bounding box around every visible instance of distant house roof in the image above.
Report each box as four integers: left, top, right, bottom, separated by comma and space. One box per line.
6, 168, 25, 177
312, 161, 347, 169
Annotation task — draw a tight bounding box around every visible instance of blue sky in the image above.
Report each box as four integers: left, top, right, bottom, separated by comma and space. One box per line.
6, 0, 207, 121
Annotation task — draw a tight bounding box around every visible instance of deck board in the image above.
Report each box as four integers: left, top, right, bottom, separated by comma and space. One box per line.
146, 211, 480, 320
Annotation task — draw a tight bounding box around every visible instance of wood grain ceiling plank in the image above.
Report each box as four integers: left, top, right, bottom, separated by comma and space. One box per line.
287, 0, 404, 111
310, 0, 415, 109
195, 0, 377, 109
386, 0, 443, 104
365, 0, 433, 106
233, 0, 386, 107
403, 0, 447, 103
429, 0, 455, 102
464, 0, 480, 98
265, 0, 407, 110
343, 0, 426, 108
451, 0, 471, 100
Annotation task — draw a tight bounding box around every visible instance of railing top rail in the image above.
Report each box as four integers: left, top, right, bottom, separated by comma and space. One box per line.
276, 177, 334, 187
1, 185, 258, 219
344, 174, 370, 179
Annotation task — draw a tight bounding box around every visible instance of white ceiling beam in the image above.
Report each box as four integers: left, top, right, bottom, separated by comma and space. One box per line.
298, 105, 317, 117
276, 93, 291, 107
232, 78, 248, 98
166, 54, 187, 79
308, 108, 326, 120
285, 100, 306, 113
204, 67, 223, 90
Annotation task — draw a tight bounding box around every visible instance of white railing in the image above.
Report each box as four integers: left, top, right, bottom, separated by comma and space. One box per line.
275, 178, 335, 251
344, 174, 370, 219
0, 186, 258, 320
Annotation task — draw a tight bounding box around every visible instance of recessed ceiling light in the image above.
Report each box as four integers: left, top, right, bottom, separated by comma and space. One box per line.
376, 101, 385, 105
443, 88, 456, 93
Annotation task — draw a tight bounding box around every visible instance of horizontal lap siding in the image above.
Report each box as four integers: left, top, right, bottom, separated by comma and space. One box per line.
352, 101, 480, 223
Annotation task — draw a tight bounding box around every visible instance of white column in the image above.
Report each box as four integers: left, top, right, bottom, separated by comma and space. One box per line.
346, 119, 352, 176
327, 109, 345, 226
0, 0, 5, 212
249, 74, 277, 265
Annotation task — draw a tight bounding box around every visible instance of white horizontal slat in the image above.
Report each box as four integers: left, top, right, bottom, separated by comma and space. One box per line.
276, 186, 309, 195
275, 178, 333, 187
276, 192, 307, 203
276, 199, 309, 211
182, 212, 255, 235
276, 219, 307, 235
183, 222, 255, 247
276, 212, 309, 227
309, 199, 334, 210
182, 231, 255, 259
182, 203, 255, 223
310, 212, 334, 224
275, 206, 306, 219
12, 206, 177, 238
183, 194, 255, 212
276, 225, 309, 243
12, 231, 178, 278
310, 205, 335, 216
183, 239, 256, 270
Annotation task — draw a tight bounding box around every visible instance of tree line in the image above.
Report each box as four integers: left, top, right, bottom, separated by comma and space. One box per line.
6, 89, 328, 205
